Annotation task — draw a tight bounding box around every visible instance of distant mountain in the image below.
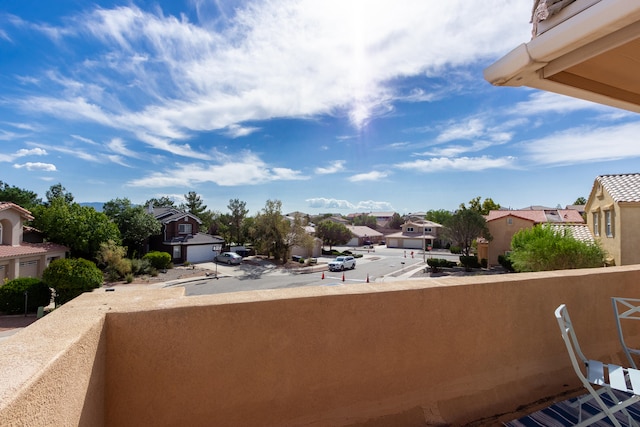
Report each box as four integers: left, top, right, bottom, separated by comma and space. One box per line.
80, 202, 104, 212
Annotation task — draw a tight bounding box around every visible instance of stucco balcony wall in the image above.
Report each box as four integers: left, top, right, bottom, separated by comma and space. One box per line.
2, 266, 640, 426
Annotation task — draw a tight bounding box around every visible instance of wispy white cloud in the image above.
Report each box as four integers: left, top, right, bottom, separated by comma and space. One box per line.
437, 118, 485, 142
305, 197, 394, 211
315, 160, 345, 175
127, 151, 307, 187
524, 122, 640, 166
107, 138, 140, 158
13, 162, 57, 171
348, 170, 389, 182
511, 92, 612, 116
0, 147, 47, 162
395, 156, 517, 172
10, 0, 531, 152
224, 124, 260, 138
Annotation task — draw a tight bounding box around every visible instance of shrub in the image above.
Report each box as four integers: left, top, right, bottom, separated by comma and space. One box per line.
498, 254, 515, 272
143, 251, 172, 270
459, 255, 481, 270
427, 258, 456, 272
450, 246, 462, 254
481, 258, 488, 268
43, 258, 103, 306
130, 258, 153, 275
0, 278, 51, 314
510, 225, 606, 272
125, 273, 134, 283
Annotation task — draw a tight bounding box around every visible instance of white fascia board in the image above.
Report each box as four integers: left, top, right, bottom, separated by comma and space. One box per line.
484, 0, 640, 87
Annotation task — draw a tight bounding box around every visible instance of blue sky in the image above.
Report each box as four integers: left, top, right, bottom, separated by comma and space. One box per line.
2, 0, 639, 216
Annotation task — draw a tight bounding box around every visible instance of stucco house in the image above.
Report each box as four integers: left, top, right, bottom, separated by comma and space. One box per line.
148, 206, 224, 264
482, 208, 585, 266
0, 202, 67, 282
345, 225, 383, 246
585, 173, 640, 266
385, 220, 442, 250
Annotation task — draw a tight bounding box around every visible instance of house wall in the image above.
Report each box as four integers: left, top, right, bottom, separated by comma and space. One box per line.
587, 187, 621, 265
3, 267, 640, 426
0, 211, 23, 246
619, 203, 640, 265
486, 215, 534, 266
163, 217, 200, 240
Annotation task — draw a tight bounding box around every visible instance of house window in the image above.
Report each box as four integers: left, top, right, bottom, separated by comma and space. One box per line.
424, 227, 432, 233
507, 218, 513, 225
407, 227, 414, 232
173, 246, 181, 258
178, 223, 192, 234
593, 212, 599, 237
605, 210, 613, 237
0, 223, 2, 244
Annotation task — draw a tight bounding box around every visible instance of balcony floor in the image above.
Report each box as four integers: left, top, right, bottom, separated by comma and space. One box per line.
506, 390, 640, 426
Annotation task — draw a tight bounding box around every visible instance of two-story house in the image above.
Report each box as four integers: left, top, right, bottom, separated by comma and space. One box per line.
585, 173, 640, 266
385, 220, 442, 250
0, 202, 67, 282
483, 208, 587, 266
148, 206, 224, 264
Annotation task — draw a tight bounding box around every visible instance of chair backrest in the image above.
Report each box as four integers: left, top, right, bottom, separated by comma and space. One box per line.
555, 304, 591, 387
611, 297, 640, 369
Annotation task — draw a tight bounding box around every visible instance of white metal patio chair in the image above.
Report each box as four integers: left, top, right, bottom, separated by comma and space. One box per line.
612, 297, 640, 369
555, 304, 640, 426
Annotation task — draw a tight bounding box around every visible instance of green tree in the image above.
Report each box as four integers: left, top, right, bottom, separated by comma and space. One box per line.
509, 225, 606, 272
103, 198, 161, 256
32, 198, 120, 259
574, 197, 587, 205
388, 212, 403, 229
0, 181, 41, 209
45, 183, 74, 205
461, 196, 501, 215
253, 199, 291, 263
43, 258, 103, 306
352, 214, 377, 229
425, 209, 452, 225
315, 220, 352, 250
183, 191, 207, 219
144, 196, 176, 208
443, 208, 491, 257
228, 199, 249, 245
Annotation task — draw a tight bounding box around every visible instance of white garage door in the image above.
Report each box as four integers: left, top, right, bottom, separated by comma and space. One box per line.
403, 239, 423, 249
387, 239, 399, 248
20, 260, 39, 278
186, 245, 214, 263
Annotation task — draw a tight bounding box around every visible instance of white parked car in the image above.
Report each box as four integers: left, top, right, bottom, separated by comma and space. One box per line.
328, 255, 356, 271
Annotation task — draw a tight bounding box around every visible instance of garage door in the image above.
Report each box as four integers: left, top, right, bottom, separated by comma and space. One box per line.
186, 245, 214, 263
20, 260, 39, 278
387, 239, 399, 248
403, 239, 423, 249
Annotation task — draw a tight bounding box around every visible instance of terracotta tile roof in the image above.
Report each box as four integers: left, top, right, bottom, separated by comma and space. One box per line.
0, 202, 34, 220
597, 174, 640, 202
485, 209, 584, 224
0, 242, 68, 260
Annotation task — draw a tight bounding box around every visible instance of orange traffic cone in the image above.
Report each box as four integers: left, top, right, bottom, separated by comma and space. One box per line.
342, 272, 345, 282
321, 272, 325, 279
